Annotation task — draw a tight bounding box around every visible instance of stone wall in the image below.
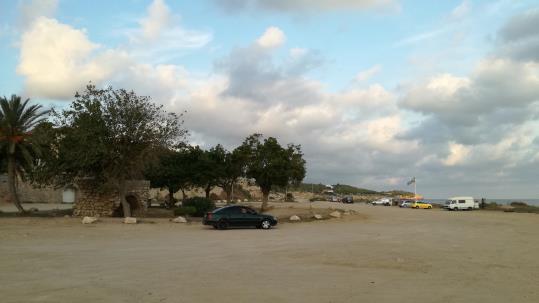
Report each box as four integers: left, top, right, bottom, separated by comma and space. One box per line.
73, 180, 150, 217
0, 174, 150, 217
0, 174, 62, 203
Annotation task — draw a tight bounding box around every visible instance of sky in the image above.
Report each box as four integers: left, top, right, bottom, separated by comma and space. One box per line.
1, 0, 539, 198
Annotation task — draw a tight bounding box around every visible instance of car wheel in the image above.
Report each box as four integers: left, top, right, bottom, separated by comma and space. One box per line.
212, 224, 218, 229
260, 219, 271, 230
428, 206, 432, 209
217, 220, 228, 230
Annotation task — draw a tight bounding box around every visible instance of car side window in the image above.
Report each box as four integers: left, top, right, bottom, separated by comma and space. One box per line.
458, 200, 465, 204
230, 207, 242, 214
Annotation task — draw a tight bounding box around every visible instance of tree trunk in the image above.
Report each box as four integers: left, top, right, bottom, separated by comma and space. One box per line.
119, 178, 131, 218
168, 189, 175, 206
181, 188, 186, 201
225, 186, 232, 204
7, 155, 25, 213
261, 188, 270, 212
205, 185, 211, 199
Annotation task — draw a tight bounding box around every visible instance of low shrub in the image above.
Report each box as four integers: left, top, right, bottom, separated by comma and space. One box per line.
182, 197, 215, 217
174, 206, 196, 217
309, 196, 326, 202
484, 202, 500, 209
285, 193, 294, 202
510, 201, 528, 207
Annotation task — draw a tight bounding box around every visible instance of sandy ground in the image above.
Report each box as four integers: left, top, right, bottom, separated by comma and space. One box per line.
1, 202, 538, 303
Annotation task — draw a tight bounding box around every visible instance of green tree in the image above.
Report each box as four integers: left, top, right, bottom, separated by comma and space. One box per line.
190, 146, 218, 199
0, 95, 49, 213
34, 84, 186, 217
145, 146, 199, 205
210, 144, 245, 202
238, 134, 306, 211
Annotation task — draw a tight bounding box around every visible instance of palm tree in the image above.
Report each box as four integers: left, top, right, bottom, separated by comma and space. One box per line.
0, 95, 49, 213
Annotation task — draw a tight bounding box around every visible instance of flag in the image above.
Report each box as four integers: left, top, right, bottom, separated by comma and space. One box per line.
407, 177, 416, 186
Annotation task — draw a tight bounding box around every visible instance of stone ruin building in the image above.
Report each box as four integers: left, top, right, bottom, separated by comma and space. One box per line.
0, 174, 149, 217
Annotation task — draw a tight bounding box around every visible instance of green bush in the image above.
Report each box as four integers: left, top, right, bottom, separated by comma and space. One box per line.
174, 206, 196, 217
182, 197, 215, 217
285, 193, 294, 202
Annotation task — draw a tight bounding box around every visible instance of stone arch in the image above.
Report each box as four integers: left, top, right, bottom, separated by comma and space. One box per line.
113, 193, 145, 217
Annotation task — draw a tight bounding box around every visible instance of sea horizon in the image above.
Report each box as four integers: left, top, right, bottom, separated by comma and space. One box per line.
426, 198, 539, 206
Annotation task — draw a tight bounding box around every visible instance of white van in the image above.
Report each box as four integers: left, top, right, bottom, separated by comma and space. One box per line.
444, 196, 475, 210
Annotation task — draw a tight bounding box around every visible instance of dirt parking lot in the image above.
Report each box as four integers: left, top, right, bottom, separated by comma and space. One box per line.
1, 203, 538, 303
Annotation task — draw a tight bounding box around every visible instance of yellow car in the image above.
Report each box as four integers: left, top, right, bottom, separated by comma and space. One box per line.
410, 201, 433, 209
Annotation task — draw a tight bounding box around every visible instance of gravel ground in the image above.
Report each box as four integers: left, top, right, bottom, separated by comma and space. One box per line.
0, 202, 537, 303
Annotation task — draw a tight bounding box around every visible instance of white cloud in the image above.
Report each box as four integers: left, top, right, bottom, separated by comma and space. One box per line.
126, 0, 212, 62
497, 8, 539, 62
256, 27, 285, 48
215, 0, 400, 13
443, 142, 470, 166
16, 17, 119, 99
450, 1, 470, 20
18, 0, 58, 29
355, 65, 381, 82
140, 0, 172, 40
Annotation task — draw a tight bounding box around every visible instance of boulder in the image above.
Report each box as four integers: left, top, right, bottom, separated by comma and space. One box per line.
123, 217, 137, 224
82, 216, 98, 224
172, 216, 187, 223
343, 211, 351, 216
329, 211, 341, 218
289, 215, 301, 221
313, 214, 323, 220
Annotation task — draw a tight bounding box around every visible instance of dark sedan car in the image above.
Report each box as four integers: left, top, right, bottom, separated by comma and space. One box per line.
341, 196, 354, 204
203, 205, 278, 230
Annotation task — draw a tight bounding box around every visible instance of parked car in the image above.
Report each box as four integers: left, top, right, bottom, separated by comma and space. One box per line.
371, 198, 392, 206
327, 195, 340, 202
203, 205, 278, 230
399, 200, 413, 208
443, 196, 475, 210
341, 196, 354, 204
410, 201, 433, 209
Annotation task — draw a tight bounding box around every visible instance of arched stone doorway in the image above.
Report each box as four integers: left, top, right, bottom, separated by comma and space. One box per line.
113, 194, 144, 217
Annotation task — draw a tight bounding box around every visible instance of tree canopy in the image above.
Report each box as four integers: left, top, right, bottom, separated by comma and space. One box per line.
0, 95, 49, 212
238, 134, 306, 211
33, 84, 187, 217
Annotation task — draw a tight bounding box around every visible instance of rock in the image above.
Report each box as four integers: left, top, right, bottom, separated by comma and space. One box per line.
172, 216, 187, 223
82, 216, 98, 224
64, 215, 71, 218
289, 215, 301, 221
28, 207, 39, 212
244, 199, 248, 202
123, 217, 137, 224
343, 211, 351, 215
313, 214, 323, 220
329, 211, 341, 218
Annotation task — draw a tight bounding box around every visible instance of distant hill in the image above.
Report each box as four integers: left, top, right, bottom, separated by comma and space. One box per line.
286, 183, 411, 196
332, 184, 378, 195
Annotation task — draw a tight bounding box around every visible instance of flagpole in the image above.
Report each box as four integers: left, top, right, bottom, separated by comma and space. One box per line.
414, 177, 417, 201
